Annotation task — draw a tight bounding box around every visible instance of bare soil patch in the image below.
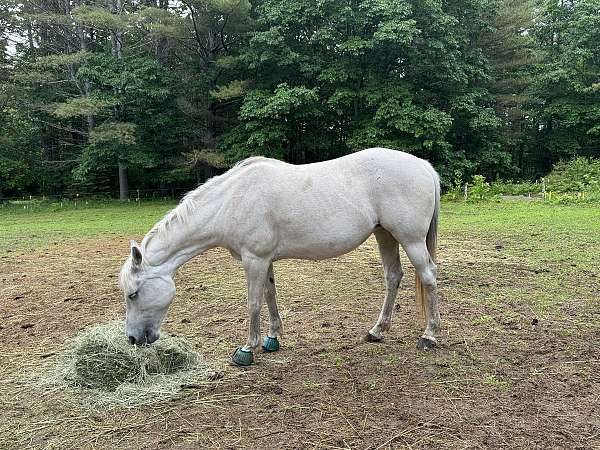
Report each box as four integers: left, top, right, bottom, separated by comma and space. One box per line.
1, 234, 598, 449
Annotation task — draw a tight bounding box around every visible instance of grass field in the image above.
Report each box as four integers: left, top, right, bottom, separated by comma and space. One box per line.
1, 200, 599, 448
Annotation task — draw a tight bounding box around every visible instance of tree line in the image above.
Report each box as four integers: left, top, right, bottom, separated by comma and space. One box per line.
1, 0, 598, 199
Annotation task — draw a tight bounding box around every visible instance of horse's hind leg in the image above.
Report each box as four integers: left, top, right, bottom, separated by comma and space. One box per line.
364, 228, 403, 342
264, 263, 283, 339
402, 241, 440, 349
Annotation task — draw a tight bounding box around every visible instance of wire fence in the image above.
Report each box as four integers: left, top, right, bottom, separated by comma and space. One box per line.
0, 187, 195, 201
0, 187, 195, 212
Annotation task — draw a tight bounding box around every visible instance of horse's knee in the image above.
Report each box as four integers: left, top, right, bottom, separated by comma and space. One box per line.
418, 264, 437, 291
387, 265, 403, 289
422, 277, 437, 291
396, 265, 404, 282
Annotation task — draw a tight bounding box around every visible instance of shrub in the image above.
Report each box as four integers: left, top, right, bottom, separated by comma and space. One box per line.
468, 175, 492, 200
489, 180, 542, 196
443, 157, 600, 203
545, 157, 600, 193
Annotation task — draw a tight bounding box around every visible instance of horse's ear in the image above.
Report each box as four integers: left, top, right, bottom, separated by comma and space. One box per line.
130, 240, 143, 267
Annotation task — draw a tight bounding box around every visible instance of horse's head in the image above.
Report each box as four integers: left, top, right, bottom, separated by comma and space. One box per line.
118, 240, 175, 345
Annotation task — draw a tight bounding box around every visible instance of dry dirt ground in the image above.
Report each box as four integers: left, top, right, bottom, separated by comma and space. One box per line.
1, 219, 599, 449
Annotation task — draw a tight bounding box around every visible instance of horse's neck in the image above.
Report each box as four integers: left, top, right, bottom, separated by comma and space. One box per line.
141, 193, 222, 274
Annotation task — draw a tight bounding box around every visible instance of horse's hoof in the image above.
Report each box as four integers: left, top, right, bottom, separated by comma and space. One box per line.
417, 337, 437, 351
231, 347, 254, 366
262, 336, 280, 352
362, 331, 383, 343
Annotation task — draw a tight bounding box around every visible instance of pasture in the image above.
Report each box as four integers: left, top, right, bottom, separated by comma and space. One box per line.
1, 200, 599, 449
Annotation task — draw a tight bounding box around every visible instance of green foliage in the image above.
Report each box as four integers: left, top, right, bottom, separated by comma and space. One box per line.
132, 6, 184, 39
0, 157, 30, 192
530, 0, 600, 168
88, 122, 138, 146
231, 83, 321, 158
74, 122, 154, 183
0, 108, 41, 196
222, 0, 506, 177
545, 157, 600, 193
445, 157, 600, 204
183, 150, 229, 170
1, 0, 599, 197
210, 80, 248, 101
240, 84, 320, 121
469, 175, 492, 200
478, 0, 538, 178
444, 174, 500, 202
52, 97, 115, 119
72, 5, 128, 30
30, 51, 91, 69
489, 180, 541, 196
68, 54, 185, 186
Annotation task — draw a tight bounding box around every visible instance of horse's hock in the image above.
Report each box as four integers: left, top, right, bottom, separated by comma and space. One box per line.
42, 321, 218, 405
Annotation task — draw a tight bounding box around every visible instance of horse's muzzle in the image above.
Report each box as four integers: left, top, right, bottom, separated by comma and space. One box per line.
127, 330, 159, 345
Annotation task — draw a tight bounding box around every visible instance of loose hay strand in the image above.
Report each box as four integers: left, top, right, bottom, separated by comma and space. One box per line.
41, 321, 216, 407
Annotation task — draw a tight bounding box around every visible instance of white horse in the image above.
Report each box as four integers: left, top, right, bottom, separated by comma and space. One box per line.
119, 147, 441, 366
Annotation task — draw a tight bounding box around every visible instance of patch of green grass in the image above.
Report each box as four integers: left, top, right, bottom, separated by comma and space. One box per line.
302, 379, 321, 389
2, 200, 597, 259
483, 374, 511, 389
367, 379, 378, 390
441, 202, 600, 270
0, 200, 175, 252
575, 367, 592, 380
472, 315, 493, 326
332, 355, 344, 367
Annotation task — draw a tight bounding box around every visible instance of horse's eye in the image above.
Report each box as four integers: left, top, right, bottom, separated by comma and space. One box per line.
128, 292, 138, 300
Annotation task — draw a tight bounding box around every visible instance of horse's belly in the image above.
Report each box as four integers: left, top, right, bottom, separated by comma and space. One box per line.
274, 217, 374, 260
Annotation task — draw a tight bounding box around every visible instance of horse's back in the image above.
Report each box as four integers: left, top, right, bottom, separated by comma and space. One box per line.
273, 147, 435, 189
279, 147, 438, 215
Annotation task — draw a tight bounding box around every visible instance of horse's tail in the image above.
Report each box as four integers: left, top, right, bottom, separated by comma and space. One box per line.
416, 167, 440, 321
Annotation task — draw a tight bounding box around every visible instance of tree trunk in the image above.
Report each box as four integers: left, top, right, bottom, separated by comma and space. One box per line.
155, 0, 169, 62
75, 3, 94, 130
205, 29, 216, 149
118, 162, 129, 201
111, 0, 127, 200
27, 20, 34, 51
203, 163, 213, 182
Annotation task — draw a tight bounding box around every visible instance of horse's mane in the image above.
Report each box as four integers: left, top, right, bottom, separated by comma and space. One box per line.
142, 156, 267, 249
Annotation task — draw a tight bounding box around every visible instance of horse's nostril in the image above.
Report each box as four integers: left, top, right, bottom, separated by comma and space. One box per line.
128, 335, 136, 345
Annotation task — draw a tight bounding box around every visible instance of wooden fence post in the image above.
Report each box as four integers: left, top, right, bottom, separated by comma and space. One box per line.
541, 177, 546, 200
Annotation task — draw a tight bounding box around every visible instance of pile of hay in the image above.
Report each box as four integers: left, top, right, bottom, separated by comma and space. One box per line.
43, 321, 217, 406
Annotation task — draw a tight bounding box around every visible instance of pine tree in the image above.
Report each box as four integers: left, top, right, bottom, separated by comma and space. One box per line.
480, 0, 538, 178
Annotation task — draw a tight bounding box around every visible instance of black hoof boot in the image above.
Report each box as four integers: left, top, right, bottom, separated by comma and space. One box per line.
362, 331, 383, 343
417, 337, 437, 351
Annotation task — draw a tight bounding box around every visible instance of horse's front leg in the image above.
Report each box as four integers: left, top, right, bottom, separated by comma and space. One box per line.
231, 253, 270, 366
262, 263, 283, 352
